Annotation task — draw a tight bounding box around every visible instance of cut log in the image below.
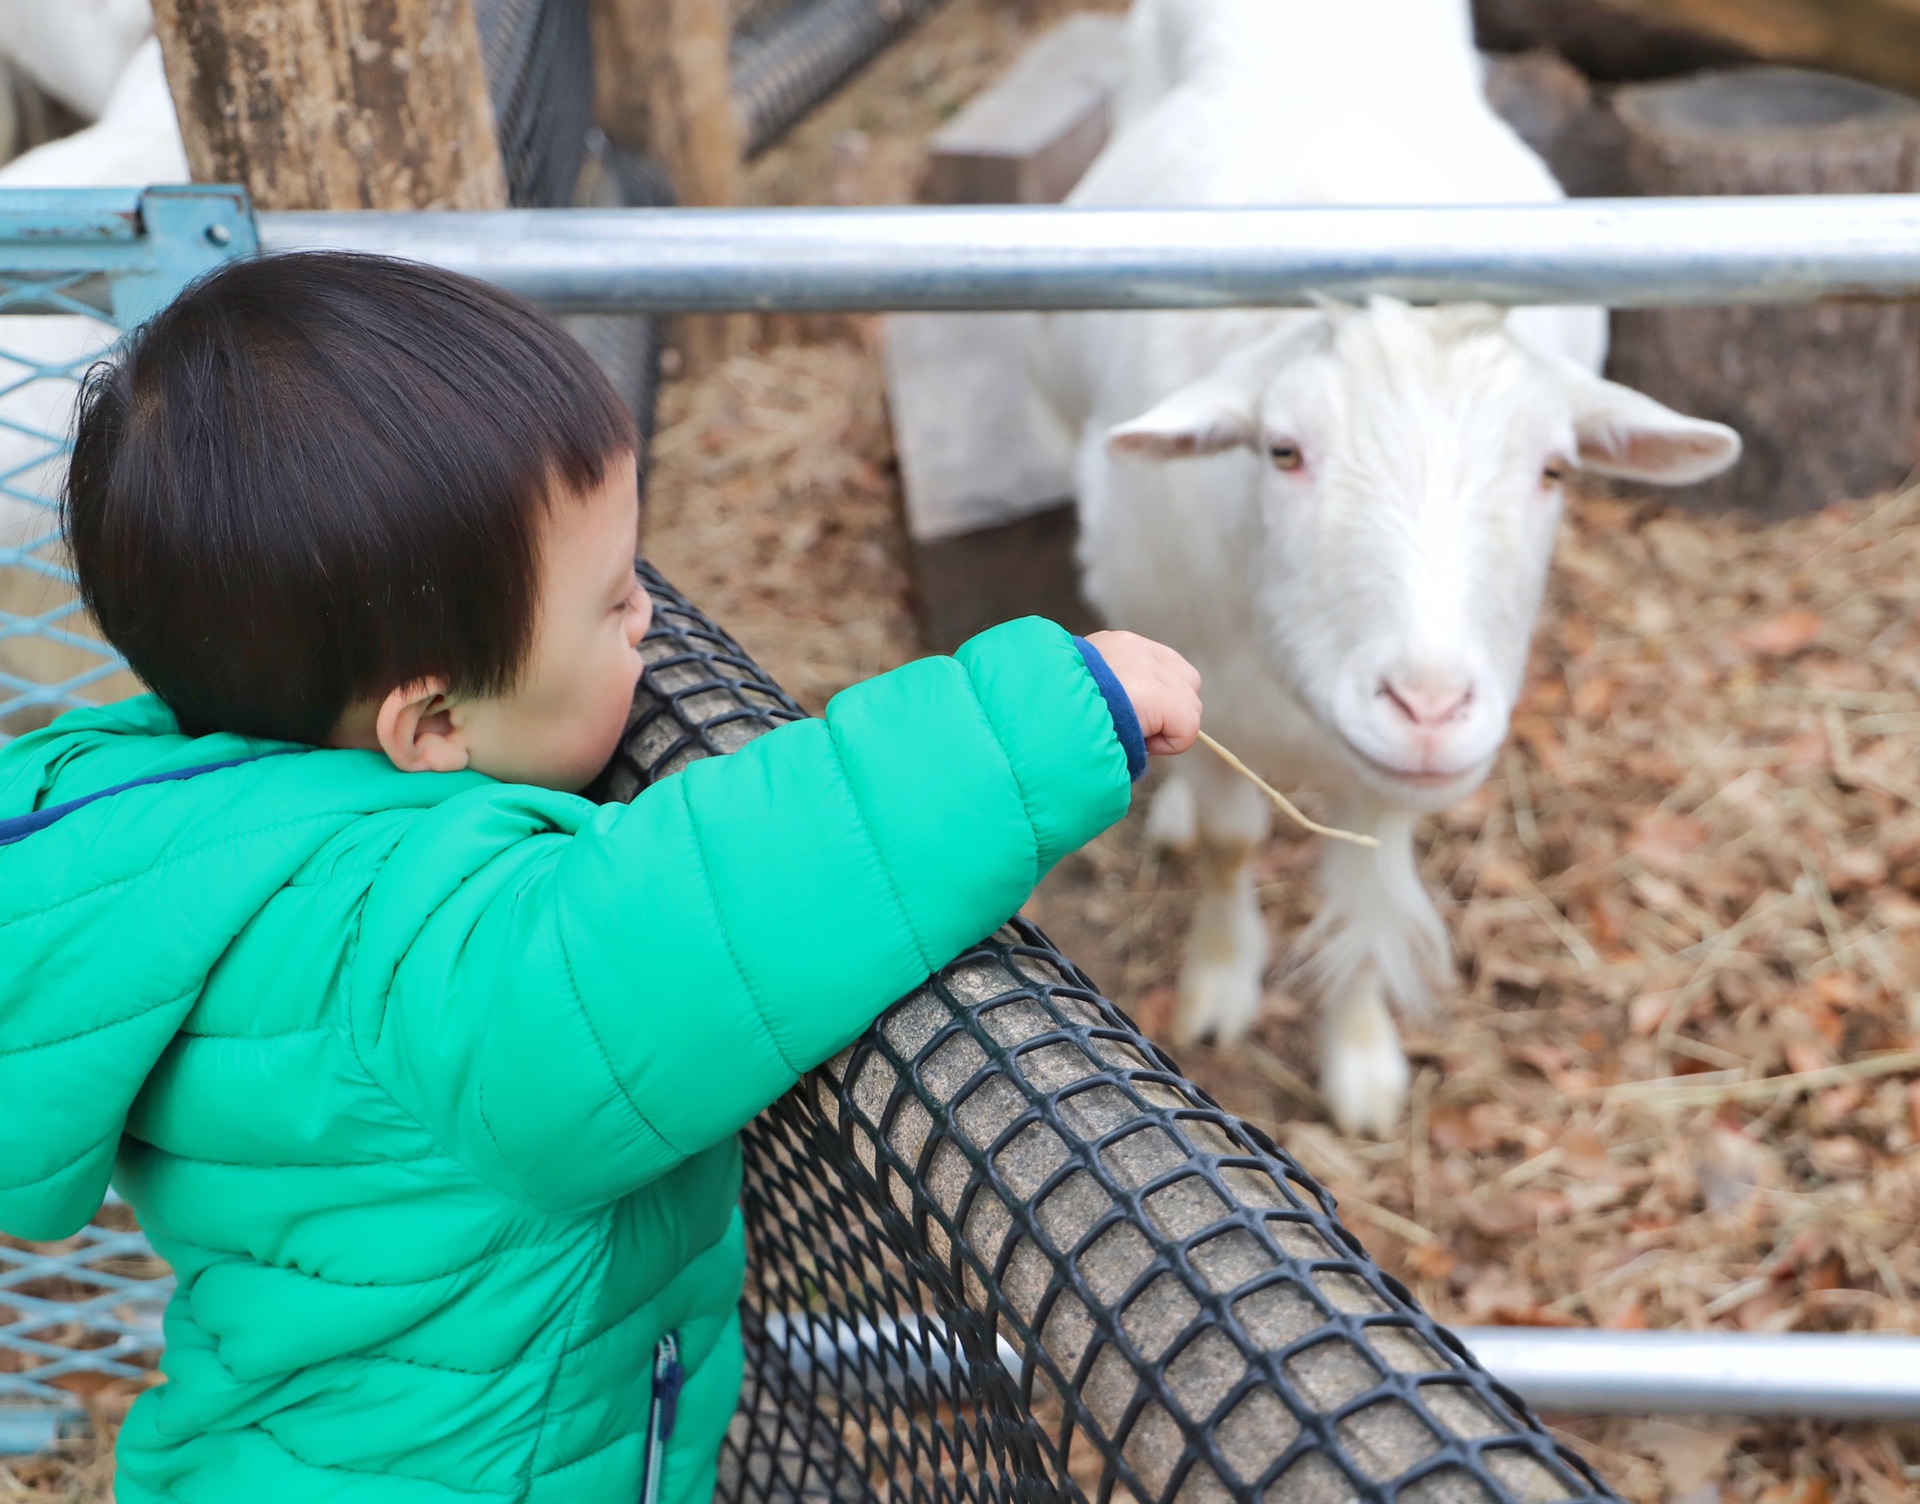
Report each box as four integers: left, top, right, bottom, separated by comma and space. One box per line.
923, 14, 1129, 206
1606, 67, 1920, 516
151, 0, 508, 210
883, 311, 1090, 650
589, 0, 740, 205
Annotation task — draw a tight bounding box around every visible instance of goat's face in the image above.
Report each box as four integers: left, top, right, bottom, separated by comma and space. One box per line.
1108, 299, 1739, 810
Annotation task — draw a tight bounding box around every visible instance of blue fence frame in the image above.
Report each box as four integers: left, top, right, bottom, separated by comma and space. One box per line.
0, 186, 257, 1454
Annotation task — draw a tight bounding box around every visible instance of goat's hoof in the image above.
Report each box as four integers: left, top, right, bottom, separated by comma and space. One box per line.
1145, 777, 1198, 854
1322, 1036, 1410, 1139
1172, 957, 1263, 1048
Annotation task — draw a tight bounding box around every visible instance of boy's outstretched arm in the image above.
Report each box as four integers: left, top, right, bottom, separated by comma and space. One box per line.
354, 618, 1192, 1212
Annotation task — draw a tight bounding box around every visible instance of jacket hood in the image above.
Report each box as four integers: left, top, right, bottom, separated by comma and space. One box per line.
0, 696, 475, 1240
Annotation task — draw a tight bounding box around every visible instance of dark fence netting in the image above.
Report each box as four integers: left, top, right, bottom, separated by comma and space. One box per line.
473, 0, 954, 187
473, 0, 596, 210
591, 565, 1621, 1504
729, 0, 950, 156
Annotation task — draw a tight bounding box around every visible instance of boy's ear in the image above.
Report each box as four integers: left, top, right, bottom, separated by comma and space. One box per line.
375, 678, 470, 775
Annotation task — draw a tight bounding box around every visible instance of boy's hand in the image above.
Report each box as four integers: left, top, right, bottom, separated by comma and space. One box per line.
1084, 630, 1203, 756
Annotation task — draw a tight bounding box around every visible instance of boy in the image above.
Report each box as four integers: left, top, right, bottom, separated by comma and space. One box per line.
0, 253, 1200, 1503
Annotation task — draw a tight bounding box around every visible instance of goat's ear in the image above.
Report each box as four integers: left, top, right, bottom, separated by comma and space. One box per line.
1106, 379, 1259, 462
1567, 372, 1742, 485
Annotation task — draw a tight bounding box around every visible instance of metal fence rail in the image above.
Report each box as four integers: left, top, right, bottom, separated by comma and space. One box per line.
257, 196, 1920, 312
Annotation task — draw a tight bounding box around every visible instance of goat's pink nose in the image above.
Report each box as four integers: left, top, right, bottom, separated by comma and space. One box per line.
1379, 677, 1473, 728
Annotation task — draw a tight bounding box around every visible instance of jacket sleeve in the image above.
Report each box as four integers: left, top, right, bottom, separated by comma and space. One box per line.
353, 617, 1132, 1212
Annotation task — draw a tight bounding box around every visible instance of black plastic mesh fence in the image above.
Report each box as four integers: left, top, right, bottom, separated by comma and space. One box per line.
592, 564, 1621, 1504
473, 0, 596, 210
473, 0, 948, 196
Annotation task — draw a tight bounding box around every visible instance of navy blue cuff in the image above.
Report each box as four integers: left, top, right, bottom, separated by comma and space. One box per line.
1074, 637, 1147, 781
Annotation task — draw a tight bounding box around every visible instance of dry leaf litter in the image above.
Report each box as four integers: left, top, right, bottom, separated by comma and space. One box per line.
11, 1, 1920, 1499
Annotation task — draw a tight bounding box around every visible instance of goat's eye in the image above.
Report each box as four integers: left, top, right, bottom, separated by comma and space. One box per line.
1269, 442, 1304, 473
1542, 458, 1571, 485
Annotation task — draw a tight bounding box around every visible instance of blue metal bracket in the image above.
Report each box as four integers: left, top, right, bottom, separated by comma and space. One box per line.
0, 185, 257, 743
0, 185, 257, 323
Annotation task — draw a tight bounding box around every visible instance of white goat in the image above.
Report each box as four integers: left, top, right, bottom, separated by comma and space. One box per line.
1032, 0, 1740, 1137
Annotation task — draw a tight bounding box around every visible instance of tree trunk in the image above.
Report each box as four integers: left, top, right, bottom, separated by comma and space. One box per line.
1607, 67, 1920, 517
590, 0, 745, 369
151, 0, 508, 211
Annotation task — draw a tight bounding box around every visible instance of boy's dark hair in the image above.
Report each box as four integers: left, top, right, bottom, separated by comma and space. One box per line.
65, 251, 637, 745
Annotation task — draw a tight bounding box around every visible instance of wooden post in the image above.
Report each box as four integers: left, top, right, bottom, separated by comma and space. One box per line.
589, 0, 746, 368
150, 0, 508, 211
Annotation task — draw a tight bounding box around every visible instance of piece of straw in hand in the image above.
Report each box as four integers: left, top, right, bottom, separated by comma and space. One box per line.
1196, 731, 1379, 848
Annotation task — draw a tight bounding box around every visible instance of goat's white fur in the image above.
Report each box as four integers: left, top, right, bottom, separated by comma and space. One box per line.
1033, 0, 1740, 1137
0, 0, 154, 121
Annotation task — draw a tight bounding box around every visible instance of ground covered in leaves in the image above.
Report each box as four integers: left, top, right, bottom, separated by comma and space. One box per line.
10, 1, 1920, 1499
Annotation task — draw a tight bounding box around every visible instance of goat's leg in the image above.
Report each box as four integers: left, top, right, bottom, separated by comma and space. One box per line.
1171, 757, 1270, 1046
1145, 766, 1198, 853
1319, 965, 1409, 1140
1303, 807, 1440, 1138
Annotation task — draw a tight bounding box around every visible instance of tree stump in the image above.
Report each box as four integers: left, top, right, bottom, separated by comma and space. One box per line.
1607, 67, 1920, 516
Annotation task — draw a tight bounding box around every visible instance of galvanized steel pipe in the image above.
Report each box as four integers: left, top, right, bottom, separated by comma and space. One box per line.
749, 1317, 1920, 1423
1458, 1328, 1920, 1421
257, 196, 1920, 312
11, 1326, 1919, 1456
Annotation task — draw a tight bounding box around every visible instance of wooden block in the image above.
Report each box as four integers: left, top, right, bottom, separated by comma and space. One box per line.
913, 505, 1097, 654
883, 311, 1091, 648
924, 14, 1129, 205
883, 312, 1071, 542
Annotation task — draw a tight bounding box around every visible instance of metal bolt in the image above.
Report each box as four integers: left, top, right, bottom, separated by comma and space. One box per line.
204, 223, 232, 248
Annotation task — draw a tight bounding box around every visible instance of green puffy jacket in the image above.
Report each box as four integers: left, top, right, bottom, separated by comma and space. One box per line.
0, 617, 1132, 1504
